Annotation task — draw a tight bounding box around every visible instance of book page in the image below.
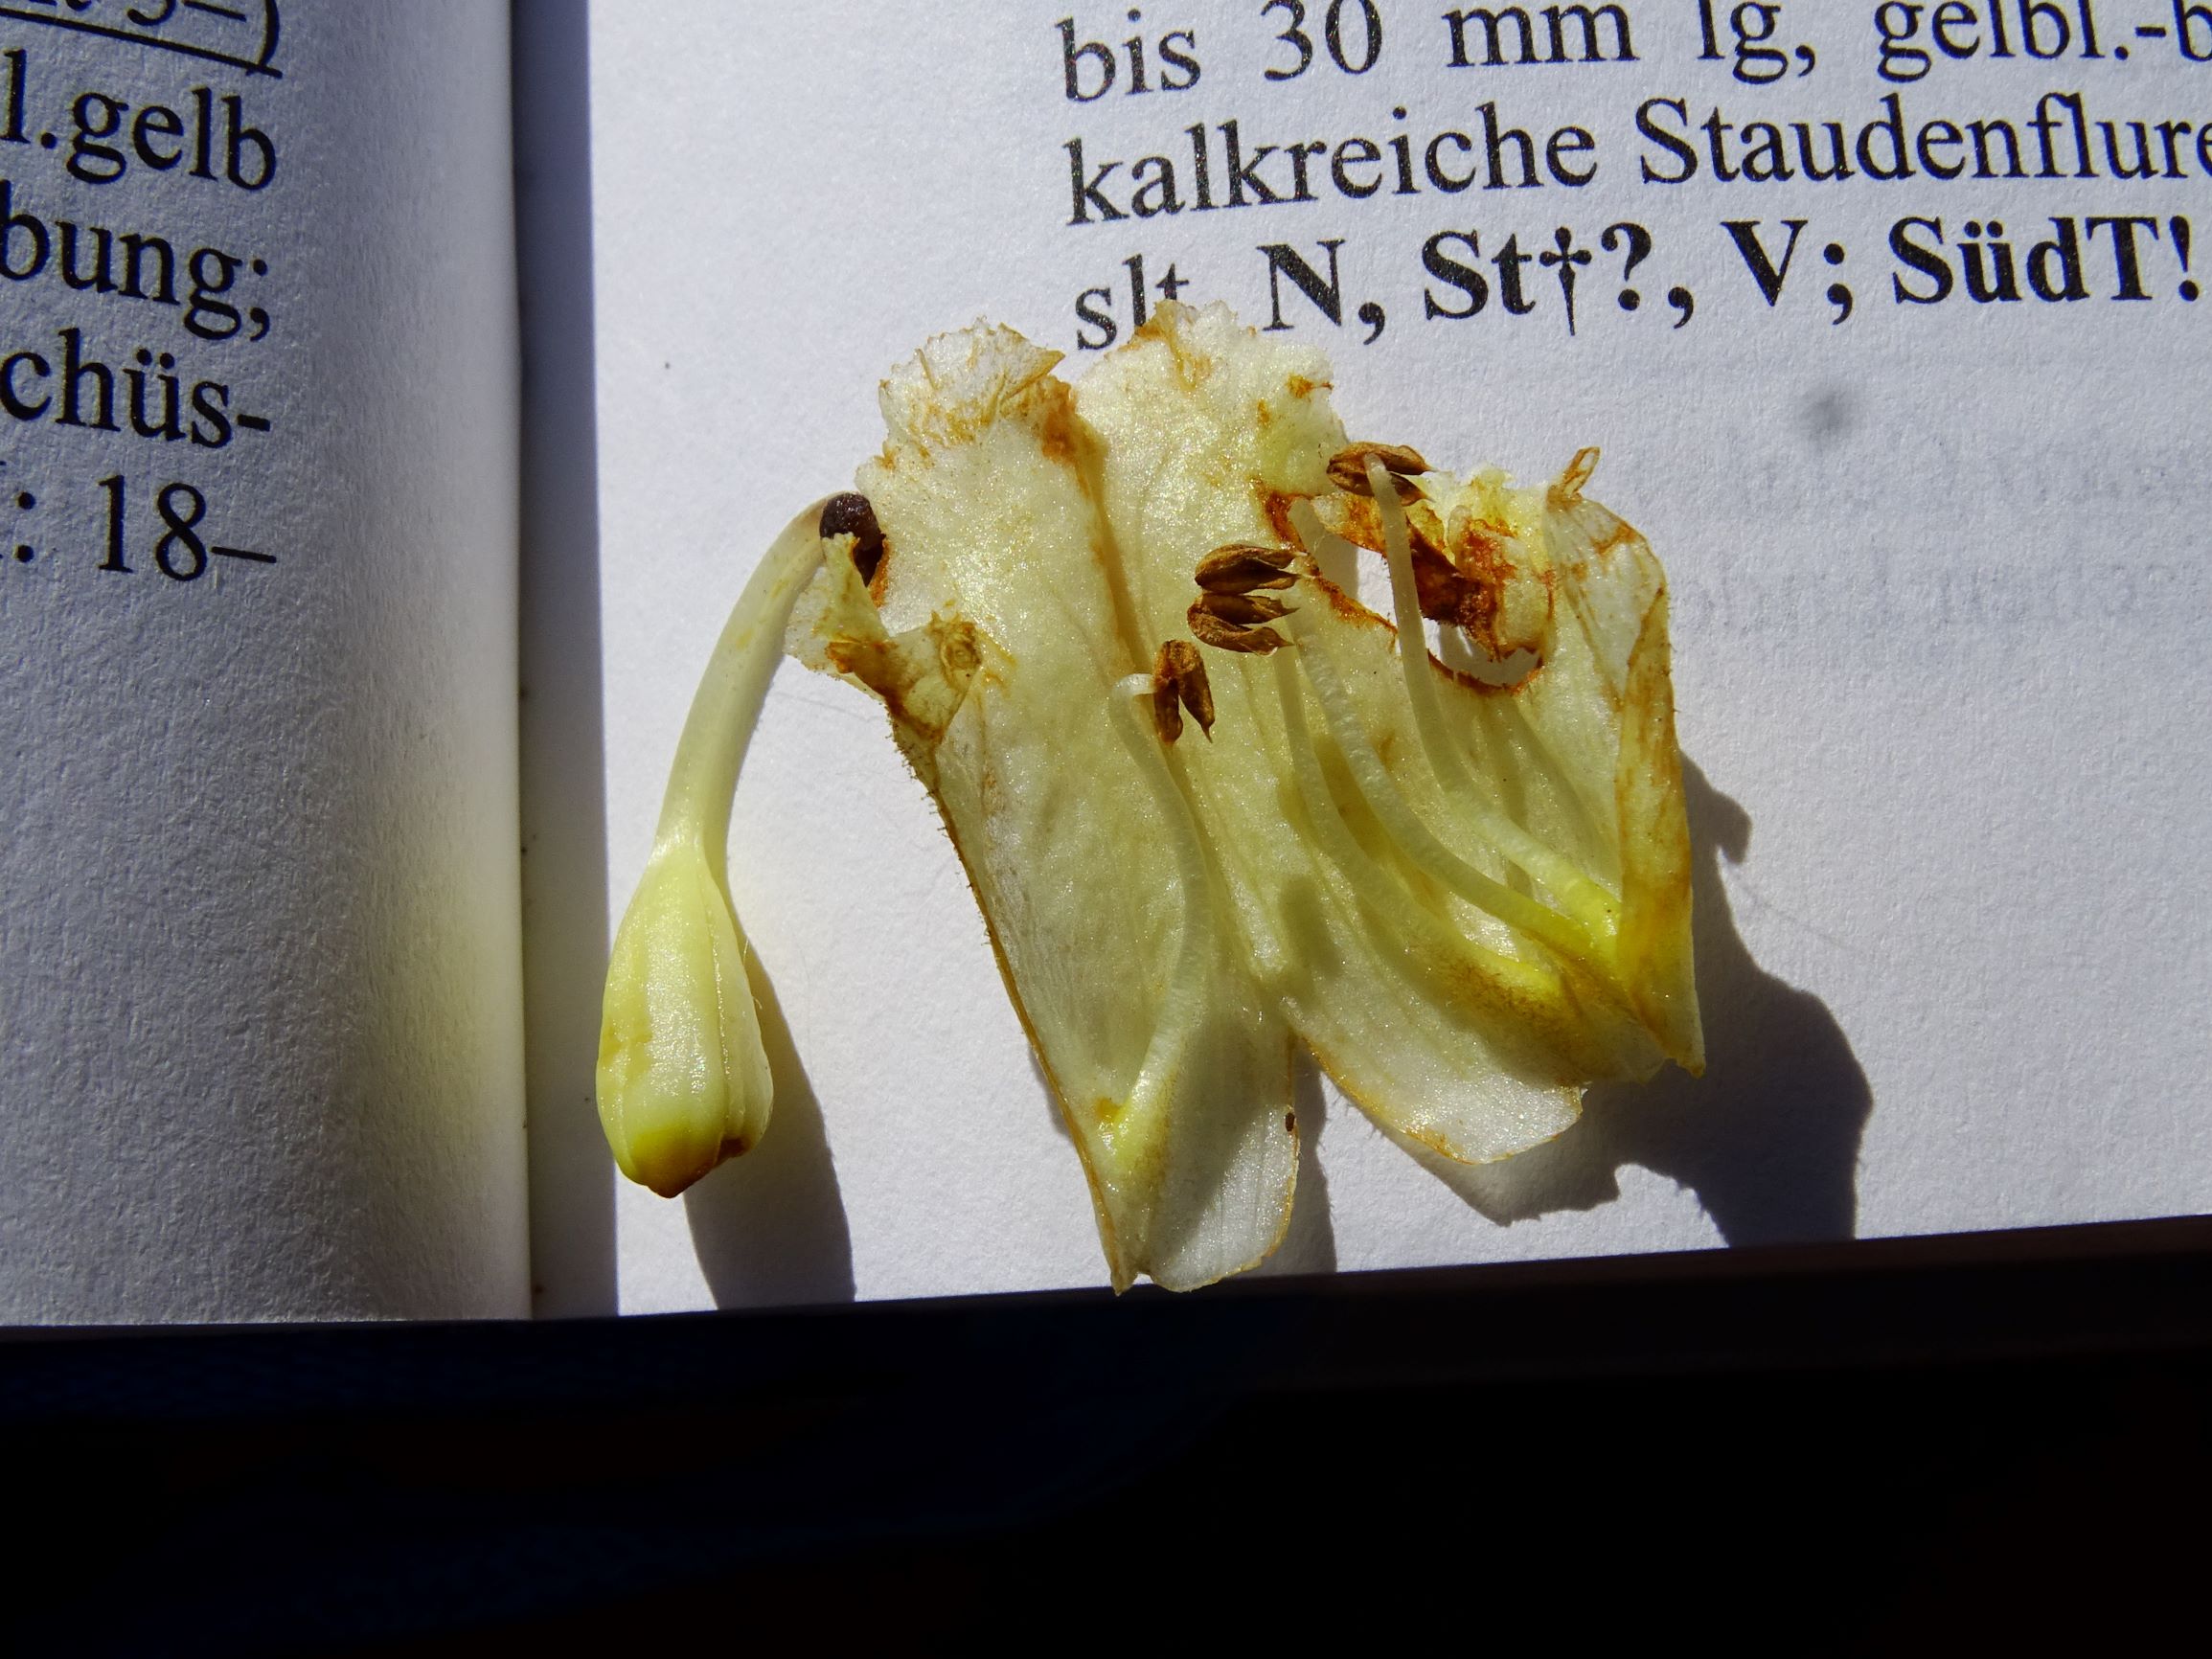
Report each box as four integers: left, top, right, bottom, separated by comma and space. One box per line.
582, 0, 2212, 1310
0, 3, 527, 1320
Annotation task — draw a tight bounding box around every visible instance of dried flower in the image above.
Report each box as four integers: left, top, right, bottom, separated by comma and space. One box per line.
597, 305, 1701, 1292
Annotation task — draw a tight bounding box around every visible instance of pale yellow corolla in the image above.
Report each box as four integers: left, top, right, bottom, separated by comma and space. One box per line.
598, 304, 1701, 1289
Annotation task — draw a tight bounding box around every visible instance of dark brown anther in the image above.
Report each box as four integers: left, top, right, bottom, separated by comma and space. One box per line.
1155, 639, 1215, 740
819, 492, 886, 585
1327, 443, 1430, 501
1196, 543, 1297, 595
1188, 602, 1287, 654
1150, 681, 1185, 747
1195, 591, 1292, 626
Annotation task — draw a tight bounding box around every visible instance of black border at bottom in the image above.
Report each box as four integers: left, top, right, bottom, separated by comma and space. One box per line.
7, 1216, 2206, 1650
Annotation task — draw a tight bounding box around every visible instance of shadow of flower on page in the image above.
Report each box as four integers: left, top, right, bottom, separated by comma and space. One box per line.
685, 946, 855, 1305
1425, 760, 1872, 1245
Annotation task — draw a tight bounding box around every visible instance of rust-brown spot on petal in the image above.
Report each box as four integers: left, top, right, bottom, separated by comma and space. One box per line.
1259, 488, 1304, 549
1039, 394, 1084, 468
1318, 488, 1551, 670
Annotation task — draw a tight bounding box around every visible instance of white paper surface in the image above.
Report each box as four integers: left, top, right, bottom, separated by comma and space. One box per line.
584, 1, 2212, 1309
0, 3, 527, 1320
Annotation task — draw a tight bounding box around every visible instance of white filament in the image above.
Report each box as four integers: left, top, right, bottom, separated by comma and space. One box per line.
1269, 649, 1551, 999
1107, 675, 1218, 1145
1288, 610, 1617, 989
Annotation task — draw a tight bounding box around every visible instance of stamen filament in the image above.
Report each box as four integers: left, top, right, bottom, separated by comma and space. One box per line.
1307, 472, 1619, 937
1288, 611, 1621, 992
1269, 650, 1554, 1002
1496, 691, 1610, 875
1108, 674, 1218, 1148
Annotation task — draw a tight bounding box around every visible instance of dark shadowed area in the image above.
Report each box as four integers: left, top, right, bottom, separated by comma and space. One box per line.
515, 0, 616, 1315
687, 943, 855, 1306
1428, 759, 1873, 1245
